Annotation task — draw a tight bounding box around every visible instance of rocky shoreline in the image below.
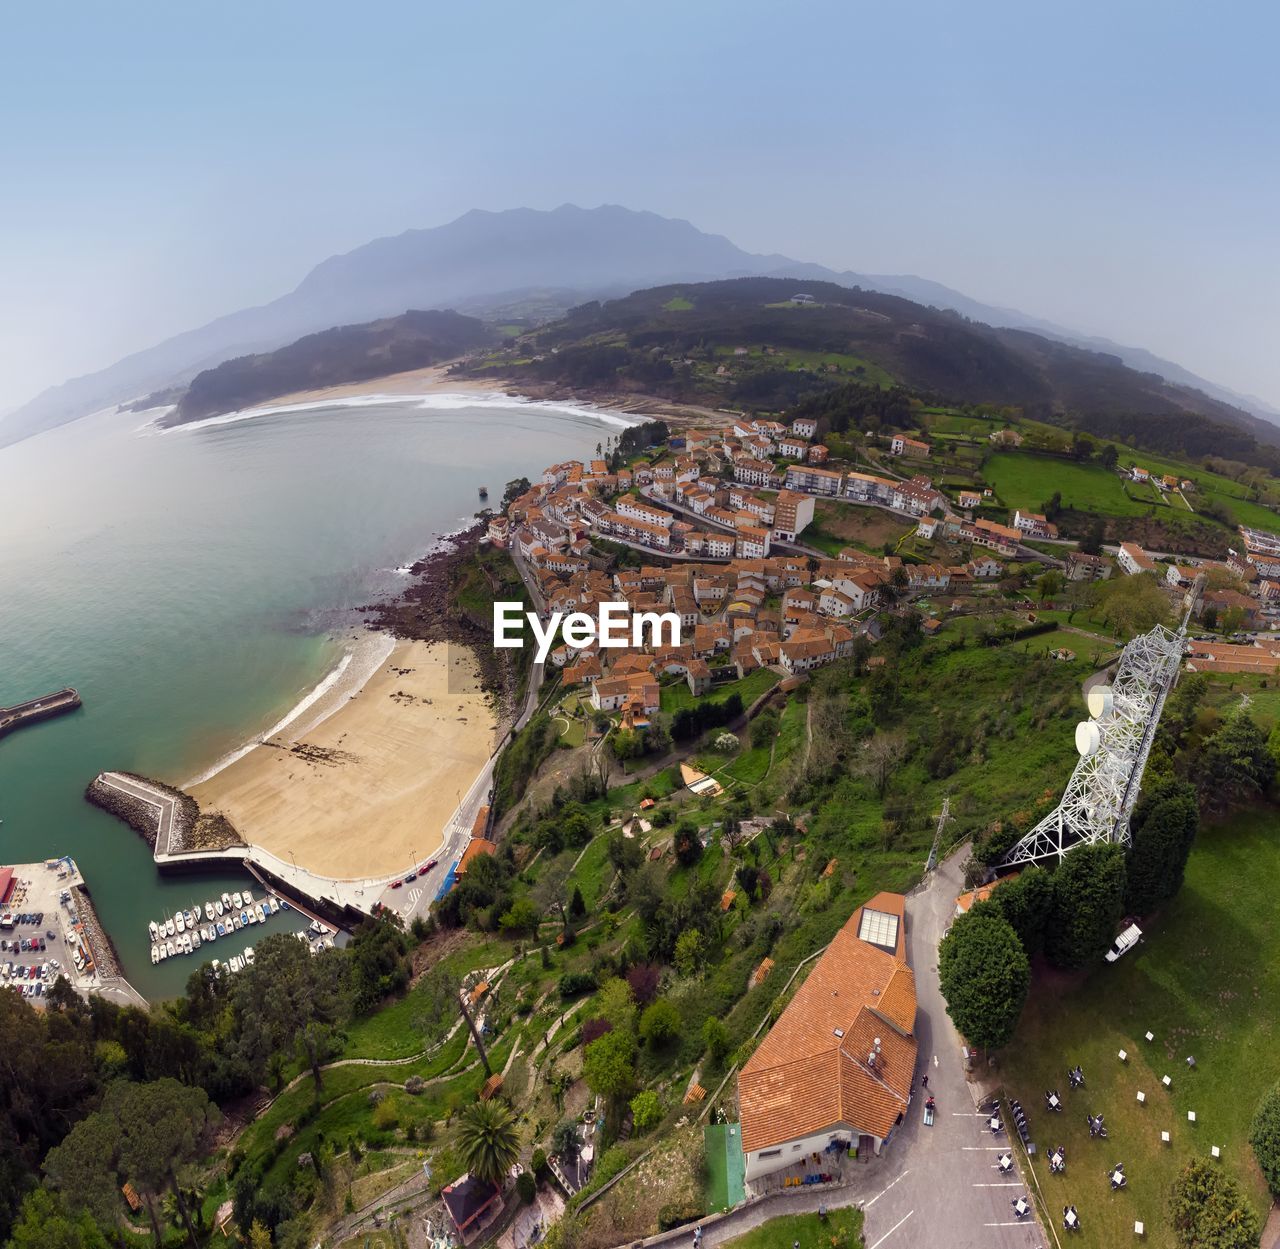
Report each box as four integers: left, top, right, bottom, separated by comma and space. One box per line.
72, 882, 123, 978
361, 520, 523, 729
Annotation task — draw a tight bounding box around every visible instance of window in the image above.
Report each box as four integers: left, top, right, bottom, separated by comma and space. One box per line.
858, 907, 900, 952
759, 1149, 782, 1159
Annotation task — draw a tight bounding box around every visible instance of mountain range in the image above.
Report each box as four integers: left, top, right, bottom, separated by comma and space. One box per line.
3, 203, 1276, 448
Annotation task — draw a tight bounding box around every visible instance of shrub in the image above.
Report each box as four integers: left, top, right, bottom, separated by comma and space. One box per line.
1250, 1081, 1280, 1197
372, 1099, 399, 1131
558, 971, 598, 999
531, 1147, 547, 1176
1170, 1157, 1260, 1248
516, 1170, 537, 1204
639, 999, 681, 1048
630, 1090, 663, 1134
405, 1075, 425, 1095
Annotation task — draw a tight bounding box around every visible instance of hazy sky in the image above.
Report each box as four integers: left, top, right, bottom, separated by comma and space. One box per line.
2, 0, 1278, 413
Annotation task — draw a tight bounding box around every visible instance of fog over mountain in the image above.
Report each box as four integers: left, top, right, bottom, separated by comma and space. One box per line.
3, 204, 1273, 448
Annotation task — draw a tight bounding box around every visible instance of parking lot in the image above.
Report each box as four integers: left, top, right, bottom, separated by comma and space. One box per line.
0, 860, 88, 1006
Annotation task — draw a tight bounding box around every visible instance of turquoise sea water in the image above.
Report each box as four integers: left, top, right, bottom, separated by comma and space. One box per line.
0, 393, 620, 998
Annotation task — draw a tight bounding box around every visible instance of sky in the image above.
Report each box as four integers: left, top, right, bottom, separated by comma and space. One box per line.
2, 0, 1279, 414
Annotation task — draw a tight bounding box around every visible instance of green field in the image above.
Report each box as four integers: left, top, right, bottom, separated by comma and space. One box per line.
659, 667, 780, 714
984, 452, 1147, 516
663, 296, 694, 311
1001, 809, 1280, 1248
1014, 628, 1122, 666
719, 1209, 864, 1249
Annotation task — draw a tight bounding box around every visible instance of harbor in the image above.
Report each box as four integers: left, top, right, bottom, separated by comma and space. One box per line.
144, 885, 338, 974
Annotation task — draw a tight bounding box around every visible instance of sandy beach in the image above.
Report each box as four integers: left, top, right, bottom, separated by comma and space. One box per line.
188, 638, 496, 879
251, 364, 507, 409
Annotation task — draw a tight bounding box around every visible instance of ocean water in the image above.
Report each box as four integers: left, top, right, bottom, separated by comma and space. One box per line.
0, 392, 624, 998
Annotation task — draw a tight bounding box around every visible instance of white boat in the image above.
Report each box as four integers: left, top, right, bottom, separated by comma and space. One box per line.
232, 914, 242, 931
148, 920, 159, 940
150, 944, 159, 964
243, 946, 254, 965
221, 891, 231, 912
205, 902, 215, 922
232, 891, 243, 909
191, 929, 201, 949
215, 898, 225, 917
211, 958, 221, 975
165, 916, 175, 938
182, 934, 192, 955
207, 925, 217, 942
254, 903, 266, 924
166, 940, 176, 958
175, 911, 185, 934
247, 908, 257, 926
243, 888, 254, 904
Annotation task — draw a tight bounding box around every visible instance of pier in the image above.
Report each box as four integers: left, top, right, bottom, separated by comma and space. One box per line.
0, 688, 81, 738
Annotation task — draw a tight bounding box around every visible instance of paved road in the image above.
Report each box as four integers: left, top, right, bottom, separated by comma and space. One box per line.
99, 771, 178, 853
667, 847, 1047, 1249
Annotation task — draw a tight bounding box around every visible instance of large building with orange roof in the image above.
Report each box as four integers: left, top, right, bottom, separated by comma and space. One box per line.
737, 892, 917, 1181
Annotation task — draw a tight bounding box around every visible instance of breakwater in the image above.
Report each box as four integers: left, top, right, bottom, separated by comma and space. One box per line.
0, 688, 81, 738
71, 882, 123, 979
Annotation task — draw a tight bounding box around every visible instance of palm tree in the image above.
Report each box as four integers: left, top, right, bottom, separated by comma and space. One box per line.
456, 1100, 521, 1187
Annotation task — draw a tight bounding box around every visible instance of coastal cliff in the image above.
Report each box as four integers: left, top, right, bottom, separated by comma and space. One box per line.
362, 520, 530, 731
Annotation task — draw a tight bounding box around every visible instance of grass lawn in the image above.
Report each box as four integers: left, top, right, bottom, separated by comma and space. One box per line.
1014, 628, 1122, 666
806, 499, 914, 557
564, 834, 619, 911
1000, 808, 1280, 1248
660, 667, 780, 714
663, 296, 694, 311
1199, 672, 1280, 729
718, 1209, 864, 1249
984, 452, 1148, 516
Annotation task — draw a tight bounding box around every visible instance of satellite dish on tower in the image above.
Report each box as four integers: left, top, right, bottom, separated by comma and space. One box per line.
1087, 684, 1114, 719
1075, 721, 1101, 757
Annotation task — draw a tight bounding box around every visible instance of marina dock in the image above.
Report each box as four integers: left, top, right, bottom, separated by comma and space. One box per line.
0, 688, 82, 739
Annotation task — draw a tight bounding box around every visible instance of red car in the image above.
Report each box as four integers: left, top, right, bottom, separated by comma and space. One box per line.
421, 860, 437, 872
390, 879, 403, 889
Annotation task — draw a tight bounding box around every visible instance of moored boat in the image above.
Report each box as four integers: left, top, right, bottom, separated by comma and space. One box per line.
150, 944, 159, 964
205, 902, 215, 922
243, 888, 254, 904
221, 892, 231, 912
149, 920, 159, 940
243, 945, 254, 965
255, 903, 266, 924
232, 891, 243, 909
166, 940, 176, 958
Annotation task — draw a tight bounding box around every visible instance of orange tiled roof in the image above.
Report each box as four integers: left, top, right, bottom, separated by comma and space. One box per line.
738, 893, 917, 1151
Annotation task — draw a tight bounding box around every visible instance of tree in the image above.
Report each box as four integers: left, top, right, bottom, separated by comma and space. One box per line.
455, 1099, 521, 1188
1169, 1158, 1260, 1249
551, 1119, 580, 1162
47, 1078, 217, 1247
673, 821, 703, 867
6, 1189, 109, 1249
1124, 779, 1199, 914
582, 1029, 636, 1102
856, 730, 908, 798
938, 911, 1030, 1051
1044, 843, 1127, 971
516, 1170, 537, 1204
607, 831, 644, 876
1196, 710, 1275, 813
499, 897, 541, 937
1249, 1081, 1280, 1198
232, 932, 347, 1090
569, 886, 586, 919
702, 1017, 730, 1064
1035, 570, 1065, 600
502, 477, 532, 508
638, 999, 681, 1048
630, 1090, 663, 1133
1091, 573, 1171, 637
596, 977, 637, 1034
249, 1221, 273, 1249
986, 867, 1054, 958
674, 928, 708, 977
